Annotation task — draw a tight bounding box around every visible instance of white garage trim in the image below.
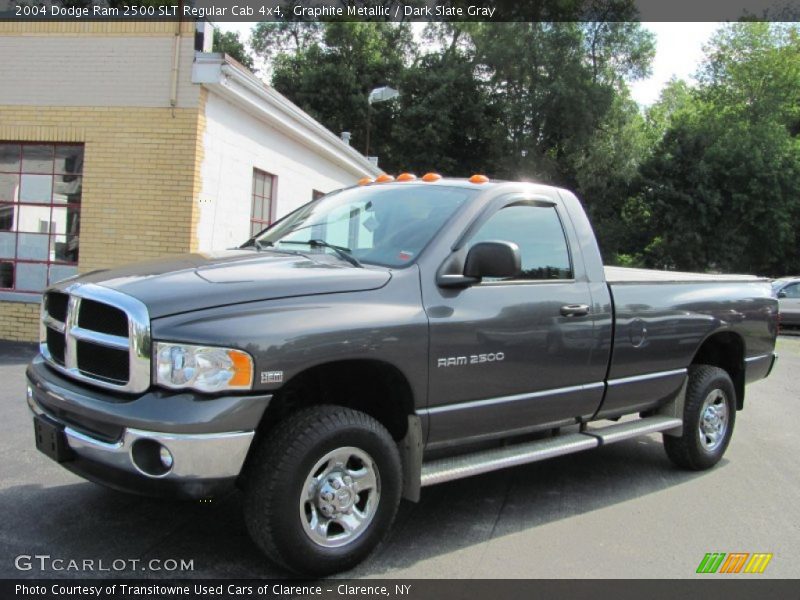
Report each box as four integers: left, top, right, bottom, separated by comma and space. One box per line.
193, 53, 380, 179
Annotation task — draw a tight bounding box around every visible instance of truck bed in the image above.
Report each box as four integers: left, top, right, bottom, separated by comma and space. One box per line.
604, 266, 763, 283
598, 267, 776, 419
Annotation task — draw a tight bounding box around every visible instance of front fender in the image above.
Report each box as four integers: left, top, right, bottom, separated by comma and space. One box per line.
150, 267, 429, 410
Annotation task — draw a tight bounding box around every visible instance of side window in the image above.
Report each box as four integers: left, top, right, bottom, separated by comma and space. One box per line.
251, 169, 275, 237
468, 204, 573, 280
0, 142, 83, 292
783, 283, 800, 298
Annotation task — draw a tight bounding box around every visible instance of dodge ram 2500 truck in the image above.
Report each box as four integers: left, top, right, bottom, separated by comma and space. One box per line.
27, 176, 778, 575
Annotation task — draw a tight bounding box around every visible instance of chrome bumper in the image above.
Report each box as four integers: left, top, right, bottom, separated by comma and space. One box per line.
27, 386, 254, 482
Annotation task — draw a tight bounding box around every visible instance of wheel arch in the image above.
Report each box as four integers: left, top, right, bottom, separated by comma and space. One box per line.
257, 358, 417, 440
242, 358, 422, 501
691, 330, 746, 410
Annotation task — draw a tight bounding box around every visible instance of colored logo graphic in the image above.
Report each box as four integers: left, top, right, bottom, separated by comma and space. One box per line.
696, 553, 773, 574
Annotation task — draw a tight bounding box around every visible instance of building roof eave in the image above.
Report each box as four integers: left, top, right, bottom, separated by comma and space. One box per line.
193, 53, 381, 179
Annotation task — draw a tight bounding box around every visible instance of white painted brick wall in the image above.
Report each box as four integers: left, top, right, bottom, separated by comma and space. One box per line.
0, 35, 200, 108
196, 93, 363, 251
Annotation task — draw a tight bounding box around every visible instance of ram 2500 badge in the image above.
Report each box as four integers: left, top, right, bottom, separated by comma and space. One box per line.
27, 175, 778, 574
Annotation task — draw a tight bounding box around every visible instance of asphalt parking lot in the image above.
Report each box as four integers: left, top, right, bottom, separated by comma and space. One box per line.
1, 336, 798, 580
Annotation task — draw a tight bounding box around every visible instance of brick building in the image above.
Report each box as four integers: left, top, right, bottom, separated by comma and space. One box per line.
0, 21, 380, 341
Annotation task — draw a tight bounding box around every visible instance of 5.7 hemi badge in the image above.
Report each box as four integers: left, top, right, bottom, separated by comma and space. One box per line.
260, 371, 284, 384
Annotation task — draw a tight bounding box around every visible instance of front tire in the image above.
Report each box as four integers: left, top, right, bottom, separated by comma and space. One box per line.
244, 405, 402, 575
664, 365, 736, 470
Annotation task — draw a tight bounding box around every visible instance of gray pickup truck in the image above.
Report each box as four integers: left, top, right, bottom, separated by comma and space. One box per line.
27, 176, 778, 574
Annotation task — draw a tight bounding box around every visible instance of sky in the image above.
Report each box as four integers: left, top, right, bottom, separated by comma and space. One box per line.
629, 22, 720, 105
215, 22, 722, 107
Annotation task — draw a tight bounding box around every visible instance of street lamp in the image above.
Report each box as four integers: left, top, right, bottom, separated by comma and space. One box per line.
365, 86, 400, 157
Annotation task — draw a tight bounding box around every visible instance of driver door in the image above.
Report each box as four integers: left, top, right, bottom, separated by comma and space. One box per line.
779, 282, 800, 325
422, 196, 605, 448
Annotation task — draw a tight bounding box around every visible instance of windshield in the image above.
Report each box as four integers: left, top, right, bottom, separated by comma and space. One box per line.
252, 185, 477, 267
772, 280, 791, 290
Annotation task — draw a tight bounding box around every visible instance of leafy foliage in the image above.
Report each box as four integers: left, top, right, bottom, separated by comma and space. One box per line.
212, 30, 254, 70
250, 20, 800, 277
267, 22, 414, 161
634, 23, 800, 275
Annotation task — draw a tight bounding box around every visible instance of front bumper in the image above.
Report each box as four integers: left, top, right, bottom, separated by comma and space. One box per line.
26, 355, 272, 499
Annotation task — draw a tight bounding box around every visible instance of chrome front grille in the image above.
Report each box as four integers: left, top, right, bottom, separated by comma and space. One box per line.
40, 283, 151, 394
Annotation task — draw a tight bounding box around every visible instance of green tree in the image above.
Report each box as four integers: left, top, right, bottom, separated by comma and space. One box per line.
636, 23, 800, 275
445, 21, 654, 262
600, 78, 694, 267
699, 23, 800, 129
213, 30, 254, 71
642, 77, 693, 146
251, 21, 324, 64
570, 93, 651, 261
267, 22, 415, 161
461, 21, 655, 183
390, 46, 505, 175
254, 18, 653, 179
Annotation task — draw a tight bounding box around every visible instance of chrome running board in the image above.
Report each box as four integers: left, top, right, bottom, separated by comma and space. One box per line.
582, 416, 683, 444
420, 416, 682, 487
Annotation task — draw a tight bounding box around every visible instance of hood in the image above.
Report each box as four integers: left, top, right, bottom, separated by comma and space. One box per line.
72, 250, 392, 318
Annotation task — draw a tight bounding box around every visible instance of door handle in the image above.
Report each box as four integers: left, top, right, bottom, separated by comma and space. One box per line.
560, 304, 590, 317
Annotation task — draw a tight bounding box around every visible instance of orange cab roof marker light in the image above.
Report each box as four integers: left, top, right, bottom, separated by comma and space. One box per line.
375, 174, 395, 183
422, 172, 442, 182
358, 177, 373, 186
469, 174, 490, 184
396, 173, 417, 182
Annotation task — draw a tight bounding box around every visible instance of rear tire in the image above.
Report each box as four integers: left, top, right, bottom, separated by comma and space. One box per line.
244, 405, 402, 575
664, 365, 736, 470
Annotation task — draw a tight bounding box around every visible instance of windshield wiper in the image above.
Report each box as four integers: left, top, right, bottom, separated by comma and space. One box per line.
279, 239, 362, 268
251, 239, 273, 251
246, 239, 312, 259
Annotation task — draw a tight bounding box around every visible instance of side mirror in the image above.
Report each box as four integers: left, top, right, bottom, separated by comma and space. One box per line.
777, 290, 787, 299
464, 241, 521, 280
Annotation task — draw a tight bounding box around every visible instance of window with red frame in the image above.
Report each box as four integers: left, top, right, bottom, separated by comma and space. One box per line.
0, 143, 83, 293
250, 168, 275, 237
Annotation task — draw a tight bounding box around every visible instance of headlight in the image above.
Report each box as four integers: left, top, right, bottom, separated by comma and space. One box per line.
155, 343, 254, 392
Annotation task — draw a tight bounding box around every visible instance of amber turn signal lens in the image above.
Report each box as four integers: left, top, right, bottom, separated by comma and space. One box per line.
227, 349, 254, 388
358, 177, 373, 186
396, 173, 417, 182
469, 174, 489, 184
422, 172, 442, 182
375, 174, 395, 183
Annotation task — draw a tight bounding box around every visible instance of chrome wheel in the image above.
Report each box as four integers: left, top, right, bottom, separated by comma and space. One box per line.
698, 389, 729, 452
300, 446, 380, 548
